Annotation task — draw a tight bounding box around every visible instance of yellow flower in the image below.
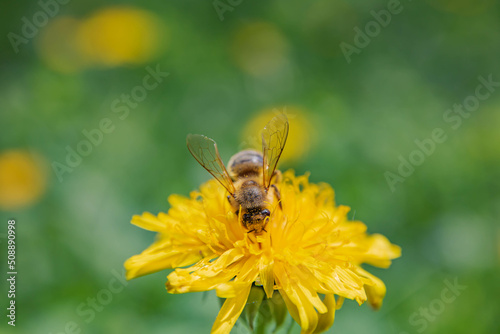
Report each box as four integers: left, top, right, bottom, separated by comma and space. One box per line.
125, 171, 401, 333
77, 6, 165, 67
36, 7, 166, 73
0, 150, 48, 211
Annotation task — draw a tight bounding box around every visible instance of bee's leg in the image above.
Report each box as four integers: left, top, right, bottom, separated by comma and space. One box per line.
270, 170, 283, 209
271, 184, 282, 210
227, 195, 239, 211
263, 217, 270, 231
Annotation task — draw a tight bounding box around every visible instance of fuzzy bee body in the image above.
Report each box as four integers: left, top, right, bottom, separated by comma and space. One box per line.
228, 150, 263, 178
187, 115, 289, 234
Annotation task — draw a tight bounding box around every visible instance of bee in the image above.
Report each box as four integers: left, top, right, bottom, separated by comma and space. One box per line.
187, 114, 289, 234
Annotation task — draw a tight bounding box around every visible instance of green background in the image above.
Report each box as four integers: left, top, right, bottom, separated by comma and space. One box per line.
1, 0, 499, 333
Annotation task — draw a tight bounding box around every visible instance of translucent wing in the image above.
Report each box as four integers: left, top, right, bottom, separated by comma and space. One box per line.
262, 114, 289, 189
187, 134, 236, 194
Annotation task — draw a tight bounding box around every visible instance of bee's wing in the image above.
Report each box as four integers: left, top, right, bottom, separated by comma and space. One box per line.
187, 134, 236, 195
261, 114, 289, 189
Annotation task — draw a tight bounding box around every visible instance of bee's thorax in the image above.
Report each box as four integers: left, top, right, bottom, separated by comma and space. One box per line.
233, 177, 266, 209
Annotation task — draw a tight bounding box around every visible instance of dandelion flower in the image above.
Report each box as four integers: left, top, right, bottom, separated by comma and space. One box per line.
125, 170, 400, 333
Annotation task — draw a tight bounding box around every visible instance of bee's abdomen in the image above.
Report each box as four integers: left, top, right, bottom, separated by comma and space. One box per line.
228, 150, 263, 179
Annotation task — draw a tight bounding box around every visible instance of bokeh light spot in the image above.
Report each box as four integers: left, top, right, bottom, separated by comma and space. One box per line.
241, 107, 314, 164
0, 150, 48, 211
36, 7, 166, 72
77, 6, 165, 67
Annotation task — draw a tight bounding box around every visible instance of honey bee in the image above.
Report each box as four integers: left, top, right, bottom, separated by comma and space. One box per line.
187, 114, 289, 234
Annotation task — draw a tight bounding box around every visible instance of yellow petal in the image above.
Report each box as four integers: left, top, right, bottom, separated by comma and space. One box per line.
354, 266, 387, 309
125, 248, 202, 280
314, 294, 335, 333
275, 263, 318, 334
280, 288, 318, 334
211, 284, 252, 334
279, 289, 301, 327
358, 234, 402, 268
167, 266, 235, 294
131, 212, 166, 232
234, 256, 260, 282
216, 257, 259, 298
201, 248, 244, 277
215, 281, 249, 298
306, 265, 365, 301
259, 253, 275, 299
336, 296, 345, 310
124, 225, 213, 280
167, 250, 247, 294
290, 266, 327, 314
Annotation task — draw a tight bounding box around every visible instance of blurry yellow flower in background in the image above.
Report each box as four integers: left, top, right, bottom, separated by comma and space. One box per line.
125, 171, 400, 334
36, 6, 166, 72
242, 108, 314, 164
0, 150, 48, 211
231, 22, 289, 77
77, 7, 165, 67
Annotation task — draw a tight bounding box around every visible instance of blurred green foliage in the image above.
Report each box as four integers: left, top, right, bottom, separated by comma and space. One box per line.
1, 0, 499, 333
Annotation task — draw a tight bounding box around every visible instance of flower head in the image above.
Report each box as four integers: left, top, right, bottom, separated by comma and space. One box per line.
125, 170, 400, 333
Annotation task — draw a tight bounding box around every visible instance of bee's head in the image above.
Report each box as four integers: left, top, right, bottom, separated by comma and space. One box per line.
242, 209, 270, 222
